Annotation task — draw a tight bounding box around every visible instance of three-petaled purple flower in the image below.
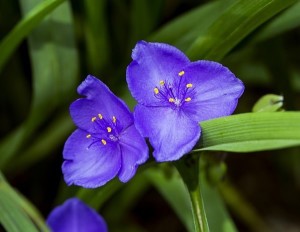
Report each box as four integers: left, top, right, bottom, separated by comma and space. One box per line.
47, 198, 108, 232
62, 75, 148, 188
127, 41, 244, 162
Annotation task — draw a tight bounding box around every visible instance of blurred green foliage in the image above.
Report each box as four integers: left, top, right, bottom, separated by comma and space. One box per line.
0, 0, 300, 231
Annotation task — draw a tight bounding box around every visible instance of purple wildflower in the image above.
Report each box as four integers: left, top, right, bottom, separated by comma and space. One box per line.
126, 41, 244, 162
47, 198, 108, 232
62, 75, 148, 188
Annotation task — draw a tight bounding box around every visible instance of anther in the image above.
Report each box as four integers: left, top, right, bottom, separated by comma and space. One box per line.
159, 80, 165, 85
186, 83, 193, 88
101, 139, 107, 145
169, 98, 175, 103
91, 117, 97, 122
107, 127, 112, 133
86, 134, 91, 138
178, 71, 185, 76
185, 97, 191, 102
112, 116, 116, 123
98, 114, 103, 119
154, 88, 159, 94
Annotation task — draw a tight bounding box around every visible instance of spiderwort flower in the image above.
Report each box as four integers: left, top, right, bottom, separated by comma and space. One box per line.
47, 198, 108, 232
62, 75, 148, 188
126, 41, 244, 162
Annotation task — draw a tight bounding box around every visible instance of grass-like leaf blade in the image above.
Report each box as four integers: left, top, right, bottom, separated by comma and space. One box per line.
195, 112, 300, 153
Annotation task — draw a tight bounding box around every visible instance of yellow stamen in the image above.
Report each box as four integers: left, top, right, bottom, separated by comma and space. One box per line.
169, 98, 175, 103
185, 97, 191, 102
86, 134, 91, 138
91, 117, 97, 122
186, 83, 193, 88
101, 139, 107, 145
154, 88, 159, 94
159, 80, 165, 85
98, 114, 103, 119
112, 116, 116, 123
107, 127, 112, 133
178, 71, 185, 76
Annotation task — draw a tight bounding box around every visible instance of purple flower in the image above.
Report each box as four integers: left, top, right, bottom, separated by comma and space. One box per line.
126, 41, 244, 162
62, 75, 148, 188
47, 198, 108, 232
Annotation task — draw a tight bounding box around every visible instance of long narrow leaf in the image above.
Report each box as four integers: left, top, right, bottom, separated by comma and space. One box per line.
186, 0, 296, 60
0, 0, 65, 72
0, 0, 78, 168
195, 112, 300, 153
0, 172, 49, 232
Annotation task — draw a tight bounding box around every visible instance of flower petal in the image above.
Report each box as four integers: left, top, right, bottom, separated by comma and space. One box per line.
126, 41, 190, 105
134, 104, 200, 162
118, 124, 149, 182
62, 129, 121, 188
182, 60, 245, 121
70, 75, 133, 132
47, 198, 108, 232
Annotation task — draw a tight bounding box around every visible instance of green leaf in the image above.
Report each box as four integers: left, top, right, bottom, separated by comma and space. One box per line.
0, 172, 49, 232
186, 0, 297, 61
150, 0, 235, 51
0, 0, 78, 169
83, 0, 110, 73
195, 112, 300, 153
253, 1, 300, 42
146, 164, 237, 232
145, 166, 195, 232
252, 94, 284, 112
0, 0, 65, 72
20, 0, 79, 112
200, 167, 237, 232
130, 0, 162, 44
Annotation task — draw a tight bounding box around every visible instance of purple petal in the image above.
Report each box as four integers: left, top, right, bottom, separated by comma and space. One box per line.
62, 129, 121, 188
47, 198, 107, 232
134, 104, 200, 162
126, 41, 190, 105
70, 75, 133, 132
118, 124, 149, 182
181, 60, 245, 121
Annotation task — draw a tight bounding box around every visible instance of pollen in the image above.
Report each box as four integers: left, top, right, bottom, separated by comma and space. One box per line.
101, 139, 107, 145
107, 127, 112, 133
98, 113, 103, 119
169, 98, 175, 103
159, 80, 165, 85
154, 88, 159, 94
112, 116, 116, 123
91, 117, 97, 122
185, 97, 191, 102
86, 134, 91, 138
178, 71, 185, 76
186, 83, 193, 88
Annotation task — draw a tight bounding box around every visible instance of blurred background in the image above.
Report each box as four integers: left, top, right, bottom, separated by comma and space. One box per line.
0, 0, 300, 231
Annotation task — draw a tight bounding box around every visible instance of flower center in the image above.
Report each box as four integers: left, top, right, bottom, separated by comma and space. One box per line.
86, 114, 121, 146
153, 70, 193, 108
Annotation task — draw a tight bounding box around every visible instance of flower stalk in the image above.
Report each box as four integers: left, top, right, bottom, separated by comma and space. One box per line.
175, 154, 210, 232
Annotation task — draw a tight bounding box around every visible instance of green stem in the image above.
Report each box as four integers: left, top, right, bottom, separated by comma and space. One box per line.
175, 155, 210, 232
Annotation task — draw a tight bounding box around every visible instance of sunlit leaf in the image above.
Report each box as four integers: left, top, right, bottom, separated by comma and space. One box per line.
195, 112, 300, 153
252, 94, 284, 112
